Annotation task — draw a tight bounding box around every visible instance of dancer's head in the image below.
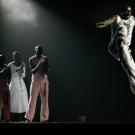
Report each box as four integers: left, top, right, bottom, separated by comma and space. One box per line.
12, 51, 21, 63
35, 45, 43, 57
122, 5, 132, 17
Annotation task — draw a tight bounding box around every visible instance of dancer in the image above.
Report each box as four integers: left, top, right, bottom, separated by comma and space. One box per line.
9, 51, 28, 122
0, 54, 11, 122
25, 45, 49, 122
96, 5, 135, 94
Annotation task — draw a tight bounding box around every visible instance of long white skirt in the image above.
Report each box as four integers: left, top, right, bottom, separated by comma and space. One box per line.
9, 78, 28, 113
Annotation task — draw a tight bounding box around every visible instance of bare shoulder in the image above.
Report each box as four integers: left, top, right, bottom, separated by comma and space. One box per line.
8, 62, 14, 66
29, 55, 36, 61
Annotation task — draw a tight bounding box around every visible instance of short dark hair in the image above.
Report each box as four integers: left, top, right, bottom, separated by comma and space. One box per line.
122, 5, 132, 12
35, 45, 43, 52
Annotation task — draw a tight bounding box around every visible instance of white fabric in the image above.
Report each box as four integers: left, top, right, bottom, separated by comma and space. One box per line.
109, 15, 135, 94
116, 15, 135, 46
9, 62, 28, 113
120, 45, 135, 94
111, 15, 135, 47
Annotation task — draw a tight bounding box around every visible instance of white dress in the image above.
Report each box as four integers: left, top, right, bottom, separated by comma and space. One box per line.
9, 62, 28, 113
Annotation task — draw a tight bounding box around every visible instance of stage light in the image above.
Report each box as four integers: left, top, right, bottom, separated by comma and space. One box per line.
0, 0, 38, 25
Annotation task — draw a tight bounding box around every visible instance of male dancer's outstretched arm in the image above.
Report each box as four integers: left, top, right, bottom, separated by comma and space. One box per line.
96, 16, 117, 28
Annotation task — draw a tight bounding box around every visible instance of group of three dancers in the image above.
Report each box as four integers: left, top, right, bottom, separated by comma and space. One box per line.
0, 45, 49, 123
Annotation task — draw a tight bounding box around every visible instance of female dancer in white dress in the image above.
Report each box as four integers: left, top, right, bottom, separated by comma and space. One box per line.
9, 51, 28, 122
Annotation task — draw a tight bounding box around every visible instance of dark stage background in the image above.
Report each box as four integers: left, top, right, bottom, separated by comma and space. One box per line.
1, 0, 135, 123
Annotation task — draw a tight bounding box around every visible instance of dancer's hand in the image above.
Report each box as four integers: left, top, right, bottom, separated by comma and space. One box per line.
40, 59, 45, 64
16, 63, 24, 73
96, 22, 107, 28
